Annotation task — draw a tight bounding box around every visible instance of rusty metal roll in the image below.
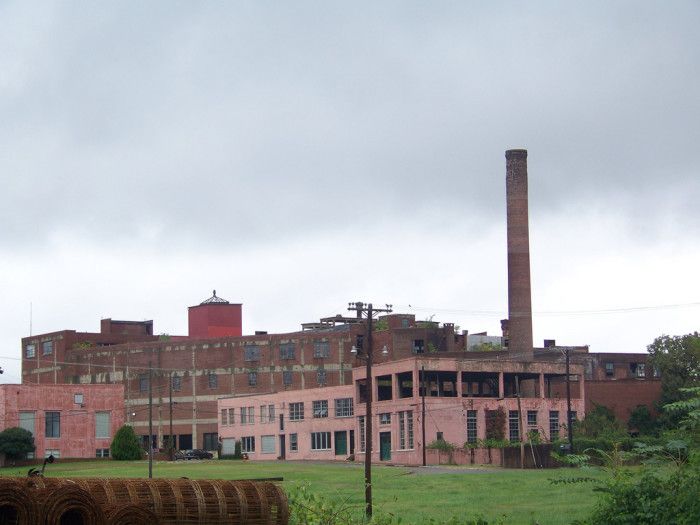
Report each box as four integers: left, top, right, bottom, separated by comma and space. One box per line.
104, 503, 161, 525
0, 477, 38, 525
37, 482, 106, 525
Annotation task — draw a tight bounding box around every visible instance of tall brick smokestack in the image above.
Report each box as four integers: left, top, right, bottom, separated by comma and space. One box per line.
505, 149, 533, 357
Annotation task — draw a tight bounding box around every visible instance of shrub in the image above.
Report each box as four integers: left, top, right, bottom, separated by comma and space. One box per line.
0, 427, 35, 460
589, 467, 700, 524
485, 408, 506, 441
110, 425, 143, 460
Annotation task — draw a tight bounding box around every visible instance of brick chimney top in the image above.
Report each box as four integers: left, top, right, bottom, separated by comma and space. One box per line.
505, 149, 528, 159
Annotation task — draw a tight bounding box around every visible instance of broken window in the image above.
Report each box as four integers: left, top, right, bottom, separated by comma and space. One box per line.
377, 375, 392, 401
357, 379, 367, 404
466, 410, 478, 444
397, 371, 413, 398
412, 339, 424, 354
508, 410, 520, 442
461, 372, 499, 398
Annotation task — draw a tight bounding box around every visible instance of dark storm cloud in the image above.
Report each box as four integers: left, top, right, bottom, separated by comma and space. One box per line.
1, 1, 698, 250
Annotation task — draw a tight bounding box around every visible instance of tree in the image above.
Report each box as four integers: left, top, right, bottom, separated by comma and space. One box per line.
627, 405, 657, 436
574, 403, 625, 439
648, 333, 700, 426
110, 425, 143, 460
0, 427, 35, 460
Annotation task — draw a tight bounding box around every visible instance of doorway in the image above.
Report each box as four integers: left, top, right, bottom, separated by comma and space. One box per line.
334, 431, 347, 456
279, 435, 286, 460
379, 432, 391, 461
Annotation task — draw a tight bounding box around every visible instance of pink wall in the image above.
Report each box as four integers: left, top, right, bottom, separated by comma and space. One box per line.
218, 356, 585, 466
0, 384, 125, 459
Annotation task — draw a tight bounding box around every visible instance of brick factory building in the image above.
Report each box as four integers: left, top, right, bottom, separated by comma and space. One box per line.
0, 383, 125, 461
20, 149, 660, 455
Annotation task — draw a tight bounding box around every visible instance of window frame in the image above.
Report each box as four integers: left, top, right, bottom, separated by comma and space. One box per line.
289, 402, 304, 421
334, 398, 354, 418
310, 431, 332, 451
45, 411, 60, 438
312, 400, 328, 418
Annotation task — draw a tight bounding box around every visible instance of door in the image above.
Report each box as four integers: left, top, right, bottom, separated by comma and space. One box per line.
334, 431, 347, 456
349, 430, 355, 454
179, 434, 193, 450
279, 435, 286, 460
379, 432, 391, 461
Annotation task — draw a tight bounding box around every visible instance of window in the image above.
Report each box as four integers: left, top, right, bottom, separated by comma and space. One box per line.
248, 371, 258, 386
358, 416, 366, 452
268, 405, 275, 423
508, 410, 520, 442
95, 448, 110, 458
260, 405, 266, 422
290, 433, 298, 452
203, 432, 218, 450
283, 371, 293, 386
42, 341, 53, 356
241, 436, 255, 453
379, 413, 391, 425
605, 363, 614, 377
549, 411, 560, 441
334, 398, 354, 418
208, 373, 218, 389
25, 344, 36, 358
45, 449, 60, 459
74, 393, 84, 405
45, 411, 60, 438
95, 412, 110, 439
398, 410, 414, 449
466, 410, 478, 444
289, 402, 304, 421
227, 408, 235, 425
527, 410, 538, 428
313, 400, 328, 418
401, 318, 410, 328
631, 363, 646, 378
568, 411, 577, 424
412, 339, 424, 354
221, 409, 228, 426
139, 374, 149, 392
172, 375, 182, 391
311, 431, 331, 450
317, 368, 327, 385
244, 344, 261, 361
313, 341, 330, 358
19, 412, 35, 436
261, 435, 275, 454
241, 406, 254, 425
280, 343, 295, 360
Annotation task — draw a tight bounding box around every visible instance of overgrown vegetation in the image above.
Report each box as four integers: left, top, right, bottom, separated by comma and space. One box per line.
110, 425, 143, 460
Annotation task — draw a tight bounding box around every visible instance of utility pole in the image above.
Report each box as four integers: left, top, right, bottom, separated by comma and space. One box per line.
148, 361, 153, 479
348, 301, 392, 520
515, 374, 525, 469
565, 347, 574, 452
169, 371, 174, 461
421, 365, 426, 467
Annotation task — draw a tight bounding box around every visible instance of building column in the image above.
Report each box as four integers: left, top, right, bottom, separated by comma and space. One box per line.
456, 371, 463, 398
539, 373, 545, 399
498, 372, 504, 398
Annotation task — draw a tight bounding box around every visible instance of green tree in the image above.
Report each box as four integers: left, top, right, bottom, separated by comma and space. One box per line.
627, 405, 658, 436
574, 403, 626, 439
648, 333, 700, 405
0, 427, 35, 460
110, 425, 143, 460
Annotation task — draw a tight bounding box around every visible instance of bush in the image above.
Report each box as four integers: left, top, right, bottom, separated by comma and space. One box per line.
110, 425, 143, 460
0, 427, 35, 460
588, 467, 700, 524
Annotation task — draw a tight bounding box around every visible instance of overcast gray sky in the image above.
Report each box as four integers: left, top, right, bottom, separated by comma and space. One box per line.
1, 1, 698, 383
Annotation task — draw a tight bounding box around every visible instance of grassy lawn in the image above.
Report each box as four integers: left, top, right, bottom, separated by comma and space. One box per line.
0, 460, 605, 524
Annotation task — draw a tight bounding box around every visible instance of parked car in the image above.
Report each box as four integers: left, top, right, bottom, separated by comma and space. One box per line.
175, 449, 214, 460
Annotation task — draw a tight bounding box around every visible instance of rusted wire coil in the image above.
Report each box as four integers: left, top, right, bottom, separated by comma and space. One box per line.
0, 477, 37, 525
104, 503, 161, 525
0, 477, 287, 524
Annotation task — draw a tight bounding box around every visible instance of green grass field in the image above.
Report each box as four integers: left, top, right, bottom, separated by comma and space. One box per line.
0, 460, 605, 524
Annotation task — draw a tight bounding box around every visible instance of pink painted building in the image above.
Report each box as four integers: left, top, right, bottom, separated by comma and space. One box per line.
0, 384, 125, 460
218, 356, 585, 465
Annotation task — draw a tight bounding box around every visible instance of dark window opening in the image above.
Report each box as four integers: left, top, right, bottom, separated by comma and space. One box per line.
357, 379, 367, 404
461, 372, 499, 398
413, 339, 424, 354
420, 371, 457, 397
397, 371, 413, 398
377, 375, 392, 401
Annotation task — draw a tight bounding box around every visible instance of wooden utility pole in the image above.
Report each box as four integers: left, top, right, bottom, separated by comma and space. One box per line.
348, 301, 392, 520
515, 374, 525, 469
565, 347, 574, 452
148, 361, 153, 479
421, 365, 426, 467
169, 371, 174, 461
